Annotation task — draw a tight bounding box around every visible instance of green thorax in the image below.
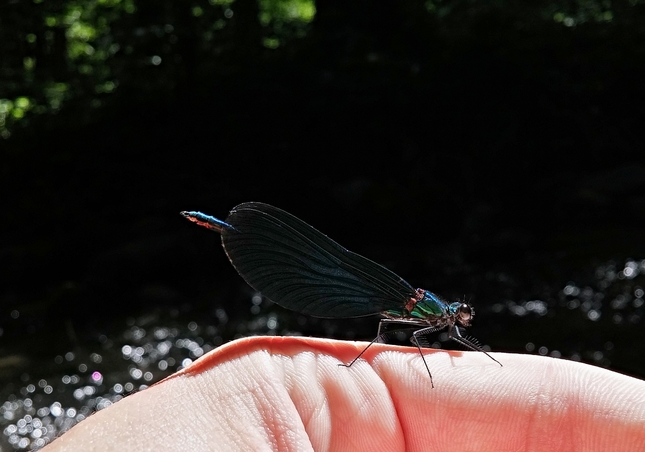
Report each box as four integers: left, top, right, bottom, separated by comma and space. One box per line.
385, 290, 449, 319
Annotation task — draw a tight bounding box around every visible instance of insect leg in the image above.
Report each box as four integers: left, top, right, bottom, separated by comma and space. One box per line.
410, 325, 447, 389
339, 319, 407, 369
449, 326, 503, 367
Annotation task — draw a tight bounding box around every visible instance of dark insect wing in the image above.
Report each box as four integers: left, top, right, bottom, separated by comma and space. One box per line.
220, 202, 416, 317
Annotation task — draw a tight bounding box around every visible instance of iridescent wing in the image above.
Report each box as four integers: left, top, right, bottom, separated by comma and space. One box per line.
219, 202, 415, 317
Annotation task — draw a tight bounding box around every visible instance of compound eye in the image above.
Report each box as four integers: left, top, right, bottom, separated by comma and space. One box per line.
457, 304, 473, 322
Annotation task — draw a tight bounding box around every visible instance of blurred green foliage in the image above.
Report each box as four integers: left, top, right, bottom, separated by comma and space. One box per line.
0, 0, 315, 139
1, 0, 644, 140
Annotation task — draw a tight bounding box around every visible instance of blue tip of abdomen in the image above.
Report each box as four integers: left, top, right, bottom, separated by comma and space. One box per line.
180, 211, 234, 233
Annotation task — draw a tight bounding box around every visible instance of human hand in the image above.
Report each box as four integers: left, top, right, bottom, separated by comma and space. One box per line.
43, 336, 645, 451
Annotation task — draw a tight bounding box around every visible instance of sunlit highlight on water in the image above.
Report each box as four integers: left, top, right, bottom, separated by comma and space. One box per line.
498, 259, 644, 368
1, 319, 228, 450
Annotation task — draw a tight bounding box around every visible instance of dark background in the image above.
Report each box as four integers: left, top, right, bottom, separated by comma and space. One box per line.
2, 0, 645, 448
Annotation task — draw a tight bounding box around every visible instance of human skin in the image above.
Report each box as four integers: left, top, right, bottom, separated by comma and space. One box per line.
43, 336, 645, 451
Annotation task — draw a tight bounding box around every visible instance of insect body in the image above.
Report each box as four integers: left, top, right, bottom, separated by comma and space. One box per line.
182, 202, 501, 387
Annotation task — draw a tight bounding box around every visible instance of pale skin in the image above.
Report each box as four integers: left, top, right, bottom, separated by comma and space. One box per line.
43, 336, 645, 452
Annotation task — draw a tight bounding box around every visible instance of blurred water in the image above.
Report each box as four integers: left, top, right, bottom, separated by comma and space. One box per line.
1, 258, 643, 451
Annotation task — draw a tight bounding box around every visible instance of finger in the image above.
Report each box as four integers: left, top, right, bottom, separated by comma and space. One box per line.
44, 336, 645, 452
